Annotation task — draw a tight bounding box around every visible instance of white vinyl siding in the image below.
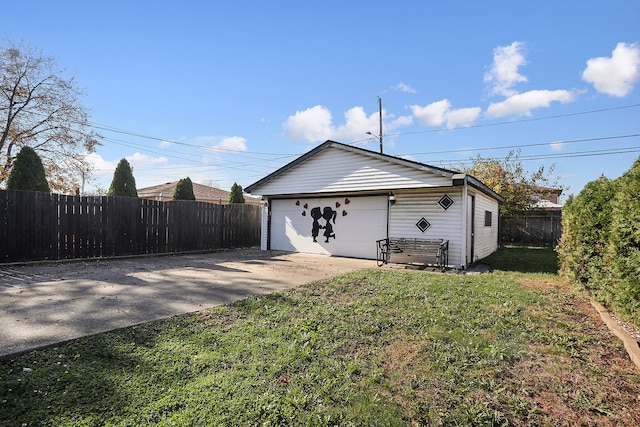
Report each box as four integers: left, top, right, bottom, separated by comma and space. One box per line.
388, 189, 464, 268
260, 203, 269, 250
269, 196, 388, 259
252, 147, 452, 196
472, 191, 499, 261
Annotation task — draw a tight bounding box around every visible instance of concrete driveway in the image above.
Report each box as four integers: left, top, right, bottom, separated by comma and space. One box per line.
0, 249, 375, 358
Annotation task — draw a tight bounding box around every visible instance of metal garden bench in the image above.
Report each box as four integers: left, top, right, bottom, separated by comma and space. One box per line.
377, 237, 449, 271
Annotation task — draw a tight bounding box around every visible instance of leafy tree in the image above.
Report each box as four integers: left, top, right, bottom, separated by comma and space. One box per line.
460, 150, 562, 216
6, 146, 50, 192
229, 182, 245, 204
0, 38, 99, 193
173, 177, 196, 201
107, 159, 137, 197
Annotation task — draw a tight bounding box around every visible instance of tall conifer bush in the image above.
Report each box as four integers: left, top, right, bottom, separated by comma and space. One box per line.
107, 159, 138, 197
229, 182, 245, 204
6, 146, 50, 192
173, 177, 196, 200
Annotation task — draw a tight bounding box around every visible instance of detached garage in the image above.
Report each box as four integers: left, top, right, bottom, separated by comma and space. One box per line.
245, 140, 503, 269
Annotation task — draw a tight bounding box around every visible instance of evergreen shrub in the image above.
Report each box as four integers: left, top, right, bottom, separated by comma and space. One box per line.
107, 159, 138, 197
7, 146, 50, 192
558, 156, 640, 324
173, 177, 196, 201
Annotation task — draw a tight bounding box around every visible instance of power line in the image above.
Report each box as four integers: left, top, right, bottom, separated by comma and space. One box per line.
385, 103, 640, 138
431, 146, 640, 166
404, 133, 640, 156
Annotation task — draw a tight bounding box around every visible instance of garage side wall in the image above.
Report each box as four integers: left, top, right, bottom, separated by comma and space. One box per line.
472, 190, 500, 261
389, 189, 464, 268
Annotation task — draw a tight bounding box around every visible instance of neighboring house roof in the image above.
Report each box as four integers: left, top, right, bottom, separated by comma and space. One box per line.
138, 181, 231, 202
138, 181, 260, 204
246, 140, 504, 202
532, 199, 563, 210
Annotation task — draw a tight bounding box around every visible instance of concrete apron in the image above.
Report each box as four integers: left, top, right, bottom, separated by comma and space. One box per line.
0, 249, 375, 359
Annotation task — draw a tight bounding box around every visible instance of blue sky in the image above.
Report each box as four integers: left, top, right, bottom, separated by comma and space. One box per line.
4, 0, 640, 199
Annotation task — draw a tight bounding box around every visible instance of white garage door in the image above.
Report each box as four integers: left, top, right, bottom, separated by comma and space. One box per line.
270, 196, 388, 259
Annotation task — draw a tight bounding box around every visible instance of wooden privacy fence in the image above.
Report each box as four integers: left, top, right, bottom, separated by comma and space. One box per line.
0, 190, 262, 263
499, 214, 562, 248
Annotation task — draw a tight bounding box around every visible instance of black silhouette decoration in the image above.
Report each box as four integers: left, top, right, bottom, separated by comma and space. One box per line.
310, 207, 322, 242
321, 207, 337, 242
310, 206, 337, 242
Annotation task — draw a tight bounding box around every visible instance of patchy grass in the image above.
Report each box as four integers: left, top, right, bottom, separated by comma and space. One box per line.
1, 249, 639, 426
478, 246, 558, 274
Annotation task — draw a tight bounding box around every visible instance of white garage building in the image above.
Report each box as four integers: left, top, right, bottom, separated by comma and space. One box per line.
245, 140, 503, 269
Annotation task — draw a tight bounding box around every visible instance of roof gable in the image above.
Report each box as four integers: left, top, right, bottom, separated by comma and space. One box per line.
246, 141, 459, 194
246, 141, 503, 202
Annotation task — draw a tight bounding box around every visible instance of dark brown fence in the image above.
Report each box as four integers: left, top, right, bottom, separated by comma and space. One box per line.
0, 190, 262, 263
499, 214, 562, 248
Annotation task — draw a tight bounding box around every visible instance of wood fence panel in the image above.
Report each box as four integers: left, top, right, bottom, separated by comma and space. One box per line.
0, 191, 9, 262
0, 190, 261, 263
500, 214, 562, 248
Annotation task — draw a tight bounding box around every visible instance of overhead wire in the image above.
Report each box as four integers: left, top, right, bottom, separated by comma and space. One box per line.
17, 103, 640, 178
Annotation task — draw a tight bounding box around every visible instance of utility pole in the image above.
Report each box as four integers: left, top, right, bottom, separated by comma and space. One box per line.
365, 97, 384, 153
377, 96, 383, 154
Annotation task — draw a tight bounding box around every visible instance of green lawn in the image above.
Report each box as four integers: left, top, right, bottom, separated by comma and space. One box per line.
1, 248, 639, 426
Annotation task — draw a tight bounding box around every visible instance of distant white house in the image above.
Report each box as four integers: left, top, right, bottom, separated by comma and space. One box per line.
246, 140, 503, 269
138, 181, 260, 205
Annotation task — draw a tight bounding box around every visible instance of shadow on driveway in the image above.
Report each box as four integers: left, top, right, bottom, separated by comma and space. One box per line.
0, 249, 374, 358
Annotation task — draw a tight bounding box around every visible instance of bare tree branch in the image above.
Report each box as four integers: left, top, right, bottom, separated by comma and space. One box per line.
0, 38, 100, 192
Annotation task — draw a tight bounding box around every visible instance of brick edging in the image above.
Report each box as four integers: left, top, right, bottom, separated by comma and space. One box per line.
591, 300, 640, 371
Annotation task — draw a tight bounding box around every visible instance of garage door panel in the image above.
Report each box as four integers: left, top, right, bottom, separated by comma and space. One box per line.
270, 196, 387, 259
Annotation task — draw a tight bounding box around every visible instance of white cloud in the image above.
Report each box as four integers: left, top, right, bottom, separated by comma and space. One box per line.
159, 140, 173, 149
411, 99, 481, 129
84, 152, 117, 175
445, 107, 482, 129
582, 42, 640, 97
485, 89, 575, 118
283, 105, 334, 142
484, 41, 528, 97
126, 152, 169, 168
393, 82, 417, 93
335, 106, 381, 139
209, 136, 248, 153
283, 105, 386, 143
411, 99, 451, 126
550, 141, 566, 151
389, 114, 413, 128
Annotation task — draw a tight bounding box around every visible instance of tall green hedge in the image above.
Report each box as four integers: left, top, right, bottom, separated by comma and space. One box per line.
604, 158, 640, 320
558, 157, 640, 324
557, 177, 616, 289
